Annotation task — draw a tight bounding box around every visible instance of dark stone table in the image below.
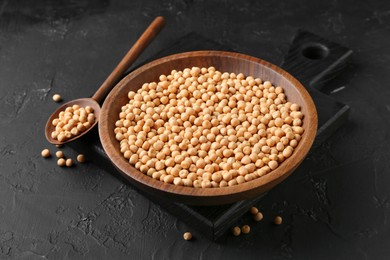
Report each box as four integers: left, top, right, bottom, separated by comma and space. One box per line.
1, 0, 389, 259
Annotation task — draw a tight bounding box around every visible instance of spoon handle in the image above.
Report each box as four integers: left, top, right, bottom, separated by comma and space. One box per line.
92, 16, 165, 103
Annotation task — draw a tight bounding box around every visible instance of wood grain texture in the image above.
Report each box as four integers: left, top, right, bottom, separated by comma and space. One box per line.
99, 50, 318, 205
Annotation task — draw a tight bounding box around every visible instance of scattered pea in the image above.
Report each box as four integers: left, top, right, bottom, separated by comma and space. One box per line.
77, 154, 86, 163
253, 212, 263, 222
183, 232, 192, 241
41, 149, 51, 158
65, 158, 73, 167
52, 94, 62, 102
249, 206, 259, 215
56, 151, 64, 158
57, 158, 66, 167
274, 216, 283, 225
241, 225, 250, 234
232, 226, 241, 236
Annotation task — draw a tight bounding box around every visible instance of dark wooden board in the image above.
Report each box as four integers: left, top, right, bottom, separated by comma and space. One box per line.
69, 31, 353, 240
280, 30, 353, 147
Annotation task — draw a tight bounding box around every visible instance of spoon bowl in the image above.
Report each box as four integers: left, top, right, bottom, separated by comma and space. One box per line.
45, 16, 165, 145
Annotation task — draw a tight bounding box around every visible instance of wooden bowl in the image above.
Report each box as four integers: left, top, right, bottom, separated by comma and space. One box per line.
99, 51, 317, 205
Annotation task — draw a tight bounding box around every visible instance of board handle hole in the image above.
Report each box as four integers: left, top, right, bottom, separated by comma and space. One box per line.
301, 43, 329, 60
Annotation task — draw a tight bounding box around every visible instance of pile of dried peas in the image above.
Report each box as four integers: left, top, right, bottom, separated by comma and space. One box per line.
51, 105, 96, 142
114, 66, 304, 188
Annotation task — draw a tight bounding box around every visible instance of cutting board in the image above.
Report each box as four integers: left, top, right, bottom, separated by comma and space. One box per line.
69, 31, 353, 240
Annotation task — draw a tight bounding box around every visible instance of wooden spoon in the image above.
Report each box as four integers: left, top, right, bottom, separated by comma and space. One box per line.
45, 16, 165, 145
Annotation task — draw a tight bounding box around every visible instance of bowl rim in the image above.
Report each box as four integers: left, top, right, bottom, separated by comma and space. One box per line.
99, 50, 318, 202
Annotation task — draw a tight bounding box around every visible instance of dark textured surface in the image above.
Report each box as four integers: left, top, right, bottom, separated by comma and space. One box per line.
1, 0, 390, 259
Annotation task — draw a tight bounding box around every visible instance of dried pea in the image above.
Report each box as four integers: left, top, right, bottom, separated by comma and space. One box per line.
52, 94, 62, 102
253, 212, 263, 222
41, 149, 51, 158
241, 225, 250, 234
274, 216, 283, 225
249, 206, 258, 215
65, 158, 73, 167
57, 158, 66, 167
56, 151, 64, 158
232, 226, 241, 236
77, 154, 86, 163
183, 232, 193, 241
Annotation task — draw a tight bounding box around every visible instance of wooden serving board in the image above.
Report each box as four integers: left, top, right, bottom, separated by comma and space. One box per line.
69, 31, 352, 240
